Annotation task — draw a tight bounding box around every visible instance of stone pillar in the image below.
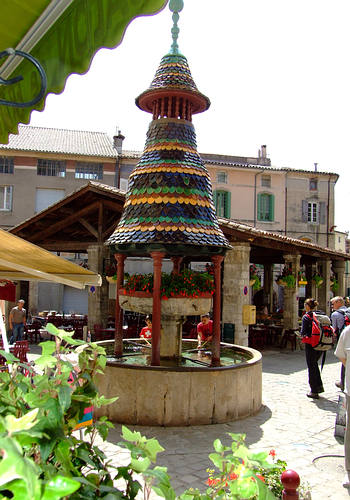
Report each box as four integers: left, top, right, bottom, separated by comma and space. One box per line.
263, 264, 274, 313
333, 260, 346, 298
114, 253, 126, 357
211, 254, 224, 366
151, 252, 165, 366
283, 254, 300, 330
160, 316, 182, 359
28, 281, 39, 316
87, 244, 109, 333
222, 242, 251, 346
318, 259, 331, 315
305, 262, 317, 300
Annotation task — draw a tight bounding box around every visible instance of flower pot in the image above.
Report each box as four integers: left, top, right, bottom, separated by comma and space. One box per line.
106, 276, 116, 284
119, 289, 212, 316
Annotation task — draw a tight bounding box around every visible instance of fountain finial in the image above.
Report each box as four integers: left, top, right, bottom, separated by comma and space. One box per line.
169, 0, 184, 54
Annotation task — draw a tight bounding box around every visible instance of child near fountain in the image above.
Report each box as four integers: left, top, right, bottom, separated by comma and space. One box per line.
197, 313, 213, 348
140, 315, 152, 340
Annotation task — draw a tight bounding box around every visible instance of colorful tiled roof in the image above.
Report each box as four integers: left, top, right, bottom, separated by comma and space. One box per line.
107, 115, 230, 255
136, 52, 210, 114
0, 125, 117, 158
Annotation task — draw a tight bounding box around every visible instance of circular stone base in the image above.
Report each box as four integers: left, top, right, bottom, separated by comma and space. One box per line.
95, 342, 262, 426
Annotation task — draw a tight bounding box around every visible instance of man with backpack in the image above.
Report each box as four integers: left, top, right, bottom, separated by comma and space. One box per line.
331, 296, 349, 391
301, 298, 334, 399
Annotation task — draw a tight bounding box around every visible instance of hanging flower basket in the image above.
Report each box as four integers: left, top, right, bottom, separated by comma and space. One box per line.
312, 274, 323, 288
106, 276, 117, 284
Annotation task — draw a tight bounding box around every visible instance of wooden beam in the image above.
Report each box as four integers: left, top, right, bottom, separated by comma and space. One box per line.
40, 241, 94, 252
78, 218, 99, 239
30, 202, 100, 242
98, 201, 103, 242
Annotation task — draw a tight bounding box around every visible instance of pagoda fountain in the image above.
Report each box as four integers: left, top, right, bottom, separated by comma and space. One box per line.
96, 0, 262, 425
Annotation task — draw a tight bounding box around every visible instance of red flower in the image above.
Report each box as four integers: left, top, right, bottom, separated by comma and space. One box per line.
269, 449, 276, 458
229, 473, 238, 480
256, 474, 265, 483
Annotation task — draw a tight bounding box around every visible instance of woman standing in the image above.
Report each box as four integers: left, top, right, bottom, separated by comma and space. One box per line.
301, 298, 325, 399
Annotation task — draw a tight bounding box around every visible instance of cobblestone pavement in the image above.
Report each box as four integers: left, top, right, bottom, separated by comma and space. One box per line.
94, 348, 350, 499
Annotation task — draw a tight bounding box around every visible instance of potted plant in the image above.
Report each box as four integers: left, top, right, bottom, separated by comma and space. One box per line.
104, 261, 117, 283
312, 272, 323, 288
123, 268, 214, 299
249, 264, 261, 290
298, 268, 308, 286
331, 276, 339, 293
276, 264, 296, 288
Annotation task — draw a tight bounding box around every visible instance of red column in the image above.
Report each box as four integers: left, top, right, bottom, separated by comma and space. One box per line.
211, 254, 224, 366
114, 253, 126, 357
281, 470, 300, 500
151, 251, 165, 366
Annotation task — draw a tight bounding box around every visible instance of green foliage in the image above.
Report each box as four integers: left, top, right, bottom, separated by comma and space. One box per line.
124, 268, 215, 298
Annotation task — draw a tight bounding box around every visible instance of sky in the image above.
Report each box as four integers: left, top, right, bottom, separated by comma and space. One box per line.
29, 0, 350, 234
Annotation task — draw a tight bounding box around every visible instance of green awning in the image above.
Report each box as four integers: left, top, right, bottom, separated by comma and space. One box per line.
0, 0, 167, 144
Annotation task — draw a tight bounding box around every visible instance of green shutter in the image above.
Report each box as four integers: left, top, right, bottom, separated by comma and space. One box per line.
213, 190, 218, 215
257, 193, 262, 220
225, 191, 231, 218
269, 194, 274, 221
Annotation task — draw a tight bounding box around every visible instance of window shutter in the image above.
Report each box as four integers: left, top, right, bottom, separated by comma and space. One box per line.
225, 191, 231, 218
257, 193, 262, 220
269, 194, 274, 221
319, 201, 326, 225
213, 190, 218, 215
302, 200, 308, 222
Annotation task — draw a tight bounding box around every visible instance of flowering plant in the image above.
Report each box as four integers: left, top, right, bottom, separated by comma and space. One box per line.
276, 265, 296, 288
124, 269, 215, 299
250, 265, 261, 291
104, 260, 117, 281
312, 272, 323, 288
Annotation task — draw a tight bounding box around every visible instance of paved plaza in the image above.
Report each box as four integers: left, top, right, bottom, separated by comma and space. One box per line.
96, 348, 350, 499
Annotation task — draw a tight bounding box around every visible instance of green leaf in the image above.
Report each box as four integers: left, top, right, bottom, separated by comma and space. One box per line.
35, 354, 57, 368
41, 475, 81, 500
39, 341, 56, 356
0, 437, 39, 495
58, 385, 72, 412
0, 350, 18, 363
5, 408, 39, 433
130, 456, 151, 472
213, 439, 226, 453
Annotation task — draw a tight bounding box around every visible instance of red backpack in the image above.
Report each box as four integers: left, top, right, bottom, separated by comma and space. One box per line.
303, 312, 334, 351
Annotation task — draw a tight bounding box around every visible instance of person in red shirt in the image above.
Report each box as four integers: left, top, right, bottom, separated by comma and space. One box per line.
140, 315, 152, 340
197, 314, 213, 348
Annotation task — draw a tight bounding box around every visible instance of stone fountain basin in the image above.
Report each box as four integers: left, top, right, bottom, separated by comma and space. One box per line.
95, 341, 262, 426
118, 290, 212, 316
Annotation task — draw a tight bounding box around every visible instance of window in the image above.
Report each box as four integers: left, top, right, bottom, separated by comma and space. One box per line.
0, 156, 14, 174
120, 178, 129, 192
257, 193, 274, 221
307, 202, 318, 223
0, 186, 12, 211
75, 162, 103, 180
214, 190, 231, 218
37, 159, 66, 177
261, 175, 271, 188
216, 171, 227, 183
309, 178, 318, 191
35, 188, 65, 212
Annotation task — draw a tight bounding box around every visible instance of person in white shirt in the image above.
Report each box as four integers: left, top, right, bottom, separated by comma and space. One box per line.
335, 325, 350, 488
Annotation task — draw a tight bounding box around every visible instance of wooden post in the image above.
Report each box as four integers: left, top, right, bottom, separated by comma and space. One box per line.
151, 251, 165, 366
211, 254, 224, 366
114, 253, 126, 357
281, 470, 300, 500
